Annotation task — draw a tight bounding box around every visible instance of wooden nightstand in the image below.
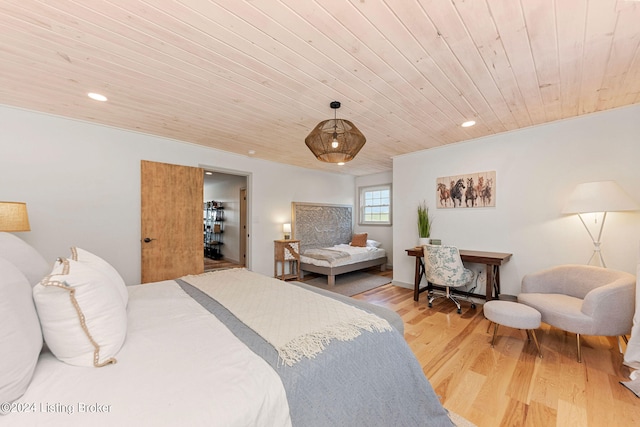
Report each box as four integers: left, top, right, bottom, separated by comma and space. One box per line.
274, 239, 300, 281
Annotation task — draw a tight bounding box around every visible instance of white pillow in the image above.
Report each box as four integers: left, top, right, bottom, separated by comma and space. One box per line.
366, 239, 382, 248
0, 232, 50, 286
70, 246, 128, 307
33, 258, 127, 367
0, 257, 43, 404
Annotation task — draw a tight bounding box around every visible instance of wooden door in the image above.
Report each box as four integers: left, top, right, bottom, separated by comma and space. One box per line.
141, 160, 204, 283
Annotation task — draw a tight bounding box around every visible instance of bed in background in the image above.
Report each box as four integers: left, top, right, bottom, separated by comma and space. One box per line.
0, 232, 454, 426
292, 202, 387, 285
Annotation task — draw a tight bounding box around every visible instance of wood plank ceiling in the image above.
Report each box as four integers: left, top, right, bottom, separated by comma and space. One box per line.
1, 0, 639, 176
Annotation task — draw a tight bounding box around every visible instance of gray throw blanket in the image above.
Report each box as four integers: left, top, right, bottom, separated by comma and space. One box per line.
180, 269, 391, 366
302, 247, 350, 262
175, 277, 454, 427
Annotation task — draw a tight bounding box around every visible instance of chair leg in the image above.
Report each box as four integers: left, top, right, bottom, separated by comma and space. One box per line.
427, 290, 439, 308
486, 321, 493, 333
446, 286, 462, 313
530, 329, 542, 358
491, 323, 499, 347
449, 295, 461, 313
576, 333, 582, 363
427, 290, 441, 308
617, 335, 630, 354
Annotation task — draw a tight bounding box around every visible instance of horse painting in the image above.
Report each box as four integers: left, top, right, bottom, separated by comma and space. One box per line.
475, 176, 485, 205
465, 177, 478, 207
481, 177, 493, 206
437, 182, 451, 207
436, 171, 496, 209
450, 179, 465, 207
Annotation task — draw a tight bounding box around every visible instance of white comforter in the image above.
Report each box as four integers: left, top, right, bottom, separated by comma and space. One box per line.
11, 281, 291, 427
299, 244, 385, 267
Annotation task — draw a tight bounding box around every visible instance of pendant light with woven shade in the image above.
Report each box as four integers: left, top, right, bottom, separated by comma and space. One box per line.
305, 101, 366, 164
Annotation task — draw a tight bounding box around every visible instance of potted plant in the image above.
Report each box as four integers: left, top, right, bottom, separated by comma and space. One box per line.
417, 200, 432, 246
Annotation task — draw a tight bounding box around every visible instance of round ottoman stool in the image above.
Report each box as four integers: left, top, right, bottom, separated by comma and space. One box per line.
483, 300, 542, 357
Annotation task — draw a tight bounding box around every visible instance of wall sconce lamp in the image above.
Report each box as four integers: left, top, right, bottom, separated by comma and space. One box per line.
562, 181, 638, 267
0, 201, 31, 232
283, 223, 291, 240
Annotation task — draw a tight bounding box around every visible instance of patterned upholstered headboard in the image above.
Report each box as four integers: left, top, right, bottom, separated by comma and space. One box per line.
291, 202, 353, 254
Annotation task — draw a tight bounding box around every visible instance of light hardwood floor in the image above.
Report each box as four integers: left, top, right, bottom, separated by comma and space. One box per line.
204, 257, 243, 271
344, 268, 639, 427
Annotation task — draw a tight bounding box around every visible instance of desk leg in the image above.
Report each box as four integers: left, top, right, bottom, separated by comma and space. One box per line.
485, 264, 495, 301
413, 256, 421, 301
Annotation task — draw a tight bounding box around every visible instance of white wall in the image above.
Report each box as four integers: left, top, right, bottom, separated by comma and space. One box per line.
393, 104, 640, 296
1, 105, 355, 284
354, 171, 393, 266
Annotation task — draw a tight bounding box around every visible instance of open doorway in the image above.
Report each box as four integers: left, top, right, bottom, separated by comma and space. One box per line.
203, 170, 248, 271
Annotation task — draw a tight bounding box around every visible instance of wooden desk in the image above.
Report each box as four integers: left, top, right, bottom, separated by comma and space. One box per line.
405, 247, 512, 302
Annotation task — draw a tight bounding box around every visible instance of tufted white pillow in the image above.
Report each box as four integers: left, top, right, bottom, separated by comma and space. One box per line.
0, 257, 43, 405
70, 246, 128, 307
33, 258, 127, 367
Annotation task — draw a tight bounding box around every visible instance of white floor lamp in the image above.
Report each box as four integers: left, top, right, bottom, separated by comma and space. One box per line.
562, 181, 638, 268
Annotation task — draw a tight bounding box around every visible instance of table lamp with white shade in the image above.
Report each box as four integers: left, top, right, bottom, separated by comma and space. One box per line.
283, 223, 291, 240
562, 181, 639, 267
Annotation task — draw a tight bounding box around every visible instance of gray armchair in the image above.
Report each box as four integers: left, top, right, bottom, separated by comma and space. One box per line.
518, 264, 635, 362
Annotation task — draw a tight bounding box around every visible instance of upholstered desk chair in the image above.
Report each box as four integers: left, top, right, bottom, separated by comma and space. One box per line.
518, 264, 635, 362
423, 244, 476, 314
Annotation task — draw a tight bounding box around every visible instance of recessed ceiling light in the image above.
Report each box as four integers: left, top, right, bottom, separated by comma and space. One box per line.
337, 162, 345, 166
205, 171, 213, 175
88, 92, 108, 102
461, 120, 476, 128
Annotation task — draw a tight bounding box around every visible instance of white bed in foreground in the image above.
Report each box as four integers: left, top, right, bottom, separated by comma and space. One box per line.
18, 280, 291, 426
1, 233, 454, 426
